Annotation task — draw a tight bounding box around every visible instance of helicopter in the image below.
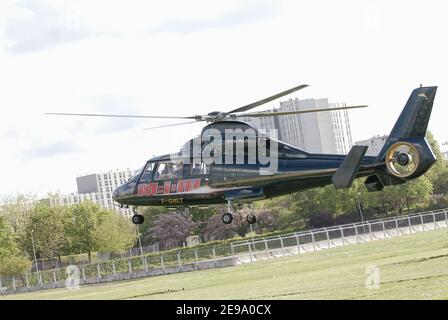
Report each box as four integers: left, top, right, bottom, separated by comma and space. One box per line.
46, 85, 438, 225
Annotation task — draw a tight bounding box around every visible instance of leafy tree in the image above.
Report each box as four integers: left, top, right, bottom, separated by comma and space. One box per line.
433, 168, 448, 195
202, 213, 242, 241
308, 212, 334, 229
146, 213, 195, 250
0, 194, 35, 234
0, 256, 31, 276
64, 201, 108, 262
20, 203, 67, 261
0, 216, 18, 259
93, 212, 137, 253
138, 206, 170, 245
0, 216, 31, 276
425, 131, 446, 182
254, 206, 279, 232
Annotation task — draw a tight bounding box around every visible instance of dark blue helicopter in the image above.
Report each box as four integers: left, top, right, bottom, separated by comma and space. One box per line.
47, 85, 438, 225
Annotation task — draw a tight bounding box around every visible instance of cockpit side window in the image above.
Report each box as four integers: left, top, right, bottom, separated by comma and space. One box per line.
139, 162, 155, 184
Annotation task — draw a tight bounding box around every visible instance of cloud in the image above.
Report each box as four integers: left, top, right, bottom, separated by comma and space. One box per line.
4, 0, 92, 54
20, 140, 83, 160
92, 96, 143, 134
150, 0, 281, 34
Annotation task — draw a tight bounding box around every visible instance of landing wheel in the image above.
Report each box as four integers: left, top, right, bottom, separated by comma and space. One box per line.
246, 213, 257, 225
221, 212, 233, 224
132, 214, 145, 225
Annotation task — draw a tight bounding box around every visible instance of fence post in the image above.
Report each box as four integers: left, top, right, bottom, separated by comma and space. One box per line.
248, 242, 253, 263
264, 239, 269, 257
177, 251, 183, 271
144, 257, 148, 274
433, 212, 438, 229
25, 274, 29, 289
339, 227, 345, 245
408, 216, 413, 234
38, 273, 43, 287
97, 264, 102, 281
12, 276, 16, 291
53, 271, 57, 286
194, 249, 199, 270
295, 234, 301, 254
128, 259, 132, 275
230, 243, 235, 259
354, 224, 360, 243
368, 222, 373, 241
212, 246, 217, 267
279, 236, 285, 256
382, 221, 386, 239
325, 229, 331, 249
82, 267, 86, 282
395, 219, 400, 236
311, 232, 316, 251
420, 214, 425, 231
160, 253, 165, 274
112, 261, 117, 279
445, 209, 448, 227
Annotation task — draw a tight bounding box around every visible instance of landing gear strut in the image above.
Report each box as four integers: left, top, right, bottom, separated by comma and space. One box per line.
131, 207, 144, 225
222, 200, 234, 225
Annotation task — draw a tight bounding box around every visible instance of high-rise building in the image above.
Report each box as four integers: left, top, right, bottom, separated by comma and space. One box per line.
76, 169, 136, 216
355, 135, 388, 157
44, 169, 137, 216
239, 98, 353, 154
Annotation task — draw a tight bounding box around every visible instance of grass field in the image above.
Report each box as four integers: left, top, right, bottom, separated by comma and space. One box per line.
3, 228, 448, 300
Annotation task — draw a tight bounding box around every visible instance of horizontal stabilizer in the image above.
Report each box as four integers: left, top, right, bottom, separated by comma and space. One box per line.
332, 145, 368, 189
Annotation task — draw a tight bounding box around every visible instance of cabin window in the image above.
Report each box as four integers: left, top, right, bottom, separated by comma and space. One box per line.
190, 162, 209, 176
139, 162, 155, 184
155, 161, 183, 180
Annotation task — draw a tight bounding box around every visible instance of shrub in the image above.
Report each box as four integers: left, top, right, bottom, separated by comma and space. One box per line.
0, 256, 32, 276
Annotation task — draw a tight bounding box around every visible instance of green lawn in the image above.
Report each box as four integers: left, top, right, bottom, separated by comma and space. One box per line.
3, 228, 448, 300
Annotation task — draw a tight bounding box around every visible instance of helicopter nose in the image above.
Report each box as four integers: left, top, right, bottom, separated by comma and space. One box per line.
112, 188, 119, 201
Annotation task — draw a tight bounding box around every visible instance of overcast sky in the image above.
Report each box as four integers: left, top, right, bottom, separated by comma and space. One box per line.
0, 0, 447, 197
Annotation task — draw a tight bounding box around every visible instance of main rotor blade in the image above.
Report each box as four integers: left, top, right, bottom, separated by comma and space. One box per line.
225, 84, 309, 115
236, 105, 368, 118
142, 120, 200, 130
45, 112, 198, 120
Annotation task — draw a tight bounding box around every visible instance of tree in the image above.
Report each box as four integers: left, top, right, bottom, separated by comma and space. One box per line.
0, 194, 35, 234
202, 210, 247, 241
433, 168, 448, 195
64, 201, 108, 262
93, 212, 137, 253
20, 203, 68, 261
381, 175, 433, 214
0, 216, 31, 276
425, 131, 446, 183
146, 213, 195, 250
0, 216, 18, 259
0, 256, 31, 277
308, 212, 334, 229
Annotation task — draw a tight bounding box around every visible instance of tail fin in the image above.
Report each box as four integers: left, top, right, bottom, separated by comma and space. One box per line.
376, 86, 437, 162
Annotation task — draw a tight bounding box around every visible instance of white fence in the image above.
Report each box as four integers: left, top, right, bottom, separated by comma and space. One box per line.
1, 208, 447, 295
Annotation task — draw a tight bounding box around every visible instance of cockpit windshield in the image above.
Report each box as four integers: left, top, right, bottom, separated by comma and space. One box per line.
128, 165, 144, 183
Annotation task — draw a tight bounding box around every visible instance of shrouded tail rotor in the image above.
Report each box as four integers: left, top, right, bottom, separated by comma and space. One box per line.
385, 142, 420, 178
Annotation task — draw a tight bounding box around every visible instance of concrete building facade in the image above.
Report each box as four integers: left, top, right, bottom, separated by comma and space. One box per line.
239, 98, 354, 154
355, 135, 388, 157
45, 169, 136, 217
